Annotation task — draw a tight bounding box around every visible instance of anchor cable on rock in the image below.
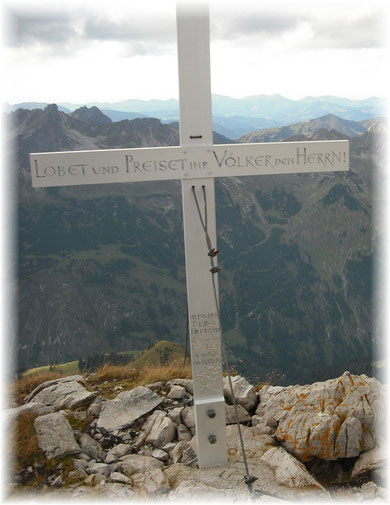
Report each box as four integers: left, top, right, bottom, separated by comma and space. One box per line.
191, 184, 258, 500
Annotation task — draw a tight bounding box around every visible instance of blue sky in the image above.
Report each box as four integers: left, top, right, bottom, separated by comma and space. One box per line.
2, 0, 388, 104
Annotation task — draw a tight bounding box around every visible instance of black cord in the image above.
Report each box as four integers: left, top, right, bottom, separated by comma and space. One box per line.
184, 304, 190, 365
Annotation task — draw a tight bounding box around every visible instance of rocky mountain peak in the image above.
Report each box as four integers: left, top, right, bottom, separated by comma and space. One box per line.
45, 103, 59, 115
70, 106, 112, 125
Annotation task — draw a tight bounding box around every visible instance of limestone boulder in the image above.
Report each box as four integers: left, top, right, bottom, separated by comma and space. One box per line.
167, 378, 193, 395
167, 481, 241, 501
223, 375, 257, 412
177, 423, 192, 441
225, 404, 251, 425
34, 411, 80, 459
25, 375, 86, 401
88, 461, 111, 477
143, 410, 177, 448
168, 385, 186, 400
261, 447, 325, 490
105, 443, 132, 464
78, 433, 104, 461
100, 483, 135, 499
167, 406, 183, 425
25, 375, 96, 410
132, 468, 170, 496
256, 372, 383, 461
351, 446, 387, 479
181, 406, 195, 435
164, 458, 328, 501
169, 441, 191, 463
226, 424, 275, 462
151, 448, 169, 462
96, 386, 163, 432
118, 454, 163, 477
109, 472, 131, 484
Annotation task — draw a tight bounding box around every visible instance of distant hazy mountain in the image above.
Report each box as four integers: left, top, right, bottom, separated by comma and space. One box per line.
5, 102, 71, 113
238, 114, 369, 143
8, 94, 385, 138
212, 114, 280, 139
101, 109, 151, 122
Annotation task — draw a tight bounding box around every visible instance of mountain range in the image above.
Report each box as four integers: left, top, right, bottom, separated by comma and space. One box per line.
10, 104, 385, 385
5, 94, 385, 139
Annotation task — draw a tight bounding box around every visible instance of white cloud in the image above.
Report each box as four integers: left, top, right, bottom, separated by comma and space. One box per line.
2, 0, 388, 103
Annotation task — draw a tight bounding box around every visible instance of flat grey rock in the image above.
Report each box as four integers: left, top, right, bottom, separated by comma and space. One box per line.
34, 411, 80, 459
118, 454, 163, 477
96, 386, 163, 432
25, 377, 96, 410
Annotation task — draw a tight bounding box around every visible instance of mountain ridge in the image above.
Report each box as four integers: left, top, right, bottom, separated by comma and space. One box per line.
237, 114, 377, 143
6, 94, 385, 138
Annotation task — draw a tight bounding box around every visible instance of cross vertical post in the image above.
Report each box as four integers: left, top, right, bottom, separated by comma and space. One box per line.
176, 2, 227, 468
29, 1, 349, 473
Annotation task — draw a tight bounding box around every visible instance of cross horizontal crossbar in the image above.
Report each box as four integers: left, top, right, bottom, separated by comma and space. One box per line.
30, 139, 348, 188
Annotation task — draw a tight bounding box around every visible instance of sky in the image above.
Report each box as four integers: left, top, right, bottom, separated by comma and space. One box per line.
1, 0, 389, 105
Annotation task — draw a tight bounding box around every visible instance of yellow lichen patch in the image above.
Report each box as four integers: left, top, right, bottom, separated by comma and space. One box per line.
312, 426, 333, 460
300, 393, 308, 400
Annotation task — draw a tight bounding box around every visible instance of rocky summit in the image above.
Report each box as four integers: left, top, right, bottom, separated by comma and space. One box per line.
6, 371, 387, 502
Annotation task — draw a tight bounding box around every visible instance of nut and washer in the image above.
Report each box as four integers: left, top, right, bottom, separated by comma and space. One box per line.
207, 409, 216, 419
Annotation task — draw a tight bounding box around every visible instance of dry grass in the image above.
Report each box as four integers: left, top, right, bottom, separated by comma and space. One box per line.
86, 360, 192, 399
89, 363, 140, 384
10, 413, 44, 473
12, 371, 65, 406
139, 361, 192, 384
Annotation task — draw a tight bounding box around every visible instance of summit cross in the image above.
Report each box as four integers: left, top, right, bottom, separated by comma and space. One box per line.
30, 3, 349, 469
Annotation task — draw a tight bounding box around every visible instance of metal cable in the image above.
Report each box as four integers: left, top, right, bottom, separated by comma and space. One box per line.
183, 305, 190, 365
191, 184, 257, 499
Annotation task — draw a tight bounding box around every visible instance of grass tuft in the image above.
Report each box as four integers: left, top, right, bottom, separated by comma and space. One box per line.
86, 359, 192, 399
11, 413, 44, 473
89, 363, 140, 384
